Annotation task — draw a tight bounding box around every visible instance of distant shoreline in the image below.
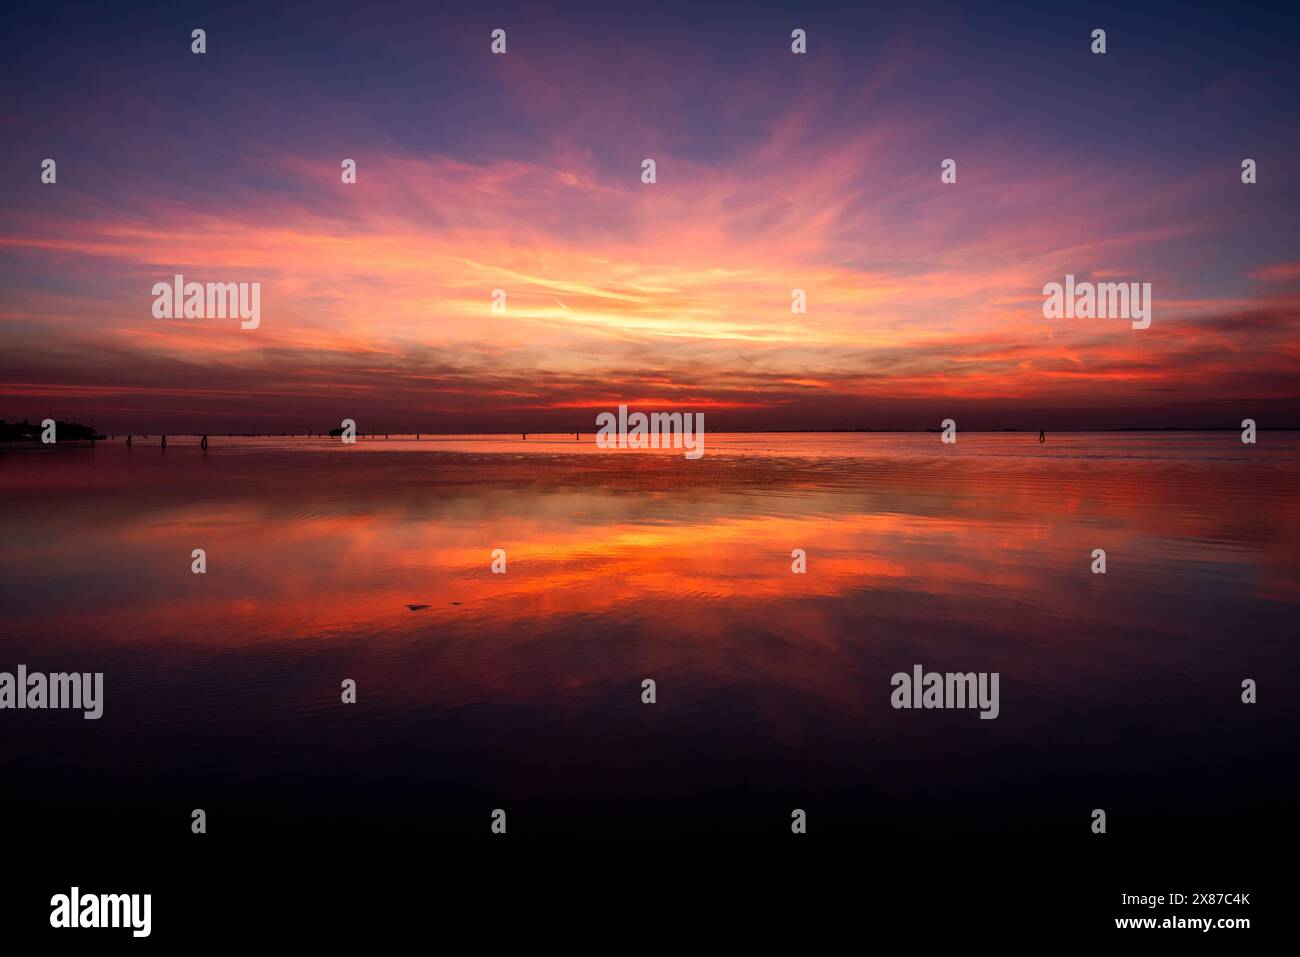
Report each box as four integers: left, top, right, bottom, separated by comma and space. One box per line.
5, 426, 1299, 443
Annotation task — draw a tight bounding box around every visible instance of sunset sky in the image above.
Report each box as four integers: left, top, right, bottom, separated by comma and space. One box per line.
2, 0, 1298, 432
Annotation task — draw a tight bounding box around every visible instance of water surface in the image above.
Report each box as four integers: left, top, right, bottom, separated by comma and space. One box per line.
2, 433, 1296, 846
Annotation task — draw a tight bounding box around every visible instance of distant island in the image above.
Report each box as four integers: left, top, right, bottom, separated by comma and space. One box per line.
0, 419, 104, 442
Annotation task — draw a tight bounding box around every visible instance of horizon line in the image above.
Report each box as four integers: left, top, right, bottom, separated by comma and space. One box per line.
6, 424, 1297, 438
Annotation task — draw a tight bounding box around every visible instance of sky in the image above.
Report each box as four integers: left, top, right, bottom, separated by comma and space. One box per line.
2, 0, 1298, 432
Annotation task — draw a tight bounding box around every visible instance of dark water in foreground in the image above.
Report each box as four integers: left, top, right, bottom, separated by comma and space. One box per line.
1, 433, 1297, 848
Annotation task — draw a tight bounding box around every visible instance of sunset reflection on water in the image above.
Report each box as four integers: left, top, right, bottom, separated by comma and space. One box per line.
2, 433, 1296, 845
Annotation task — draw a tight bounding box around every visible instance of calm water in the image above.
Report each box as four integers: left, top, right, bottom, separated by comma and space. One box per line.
2, 433, 1297, 847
